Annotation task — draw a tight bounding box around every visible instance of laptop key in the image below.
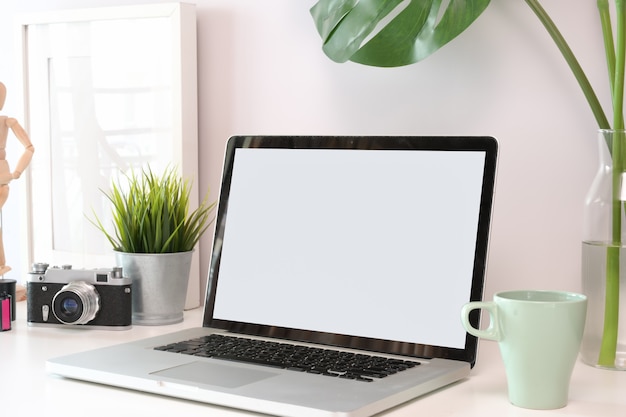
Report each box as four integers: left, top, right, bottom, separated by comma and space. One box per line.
211, 354, 286, 369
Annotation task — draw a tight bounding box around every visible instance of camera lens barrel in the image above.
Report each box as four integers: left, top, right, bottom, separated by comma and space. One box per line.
52, 281, 100, 325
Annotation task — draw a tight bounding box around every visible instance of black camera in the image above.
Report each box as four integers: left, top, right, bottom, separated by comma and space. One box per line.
26, 263, 132, 329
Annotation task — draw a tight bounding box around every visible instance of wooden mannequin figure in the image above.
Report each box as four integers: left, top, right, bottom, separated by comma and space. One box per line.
0, 81, 35, 276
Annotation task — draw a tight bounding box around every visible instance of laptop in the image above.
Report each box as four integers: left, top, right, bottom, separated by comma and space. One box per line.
46, 135, 498, 417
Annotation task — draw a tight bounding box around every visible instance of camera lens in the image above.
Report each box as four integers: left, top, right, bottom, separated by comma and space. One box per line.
60, 298, 79, 315
52, 281, 100, 325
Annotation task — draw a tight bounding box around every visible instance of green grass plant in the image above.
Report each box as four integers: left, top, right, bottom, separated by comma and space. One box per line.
91, 166, 216, 254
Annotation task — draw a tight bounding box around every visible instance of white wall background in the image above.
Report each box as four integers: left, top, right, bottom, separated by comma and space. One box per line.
0, 0, 606, 302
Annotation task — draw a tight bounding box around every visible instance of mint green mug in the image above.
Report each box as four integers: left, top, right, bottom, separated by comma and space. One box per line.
461, 290, 587, 409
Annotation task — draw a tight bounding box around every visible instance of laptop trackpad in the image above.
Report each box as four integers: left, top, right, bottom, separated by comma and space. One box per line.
151, 361, 277, 389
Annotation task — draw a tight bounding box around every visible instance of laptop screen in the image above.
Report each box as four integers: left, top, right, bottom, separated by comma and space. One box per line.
205, 136, 497, 366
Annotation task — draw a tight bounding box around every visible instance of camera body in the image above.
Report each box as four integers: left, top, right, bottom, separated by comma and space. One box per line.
27, 263, 132, 330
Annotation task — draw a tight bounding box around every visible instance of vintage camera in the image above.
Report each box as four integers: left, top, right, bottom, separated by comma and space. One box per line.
26, 263, 132, 329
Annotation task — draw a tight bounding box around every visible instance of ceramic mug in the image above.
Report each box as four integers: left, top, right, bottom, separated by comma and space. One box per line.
461, 290, 587, 410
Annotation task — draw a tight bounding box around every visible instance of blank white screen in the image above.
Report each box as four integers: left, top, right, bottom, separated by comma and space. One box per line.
213, 148, 486, 349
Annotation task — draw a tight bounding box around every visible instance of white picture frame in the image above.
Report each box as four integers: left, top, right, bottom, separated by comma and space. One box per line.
16, 2, 201, 308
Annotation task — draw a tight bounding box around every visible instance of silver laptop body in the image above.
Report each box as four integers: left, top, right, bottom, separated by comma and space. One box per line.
47, 135, 498, 417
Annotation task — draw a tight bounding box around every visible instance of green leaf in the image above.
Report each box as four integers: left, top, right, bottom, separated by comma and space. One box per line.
311, 0, 491, 67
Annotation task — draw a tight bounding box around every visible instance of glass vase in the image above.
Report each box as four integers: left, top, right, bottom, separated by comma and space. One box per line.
581, 129, 626, 370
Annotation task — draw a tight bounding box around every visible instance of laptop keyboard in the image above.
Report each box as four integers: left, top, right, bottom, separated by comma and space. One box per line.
154, 334, 421, 382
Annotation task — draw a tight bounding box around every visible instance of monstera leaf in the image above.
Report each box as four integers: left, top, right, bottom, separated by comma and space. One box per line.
310, 0, 491, 67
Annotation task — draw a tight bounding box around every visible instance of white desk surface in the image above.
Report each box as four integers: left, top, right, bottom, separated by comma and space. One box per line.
2, 301, 625, 417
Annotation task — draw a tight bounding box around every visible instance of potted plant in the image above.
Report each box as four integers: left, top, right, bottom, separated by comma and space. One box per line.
91, 166, 216, 325
310, 0, 625, 368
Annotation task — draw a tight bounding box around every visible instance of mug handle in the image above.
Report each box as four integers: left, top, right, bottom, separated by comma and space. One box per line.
460, 301, 501, 341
